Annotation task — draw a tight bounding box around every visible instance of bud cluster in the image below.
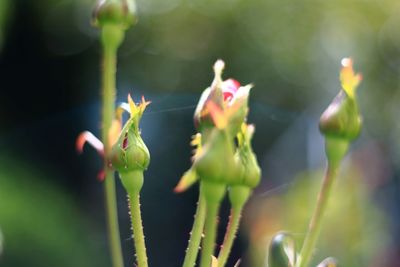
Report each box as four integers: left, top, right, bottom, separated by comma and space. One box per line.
177, 60, 261, 202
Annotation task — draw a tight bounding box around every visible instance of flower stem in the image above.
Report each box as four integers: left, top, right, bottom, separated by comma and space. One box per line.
200, 201, 220, 267
104, 169, 124, 267
217, 207, 241, 267
128, 191, 149, 267
200, 182, 226, 267
183, 185, 207, 267
296, 164, 338, 267
218, 185, 250, 267
101, 24, 125, 267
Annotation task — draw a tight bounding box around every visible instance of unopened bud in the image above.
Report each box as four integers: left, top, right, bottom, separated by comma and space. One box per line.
93, 0, 137, 29
319, 58, 362, 141
110, 95, 150, 174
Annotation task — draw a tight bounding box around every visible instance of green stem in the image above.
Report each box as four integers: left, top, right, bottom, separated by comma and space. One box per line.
128, 191, 149, 267
217, 207, 241, 267
200, 201, 220, 267
200, 182, 226, 267
104, 170, 124, 267
218, 185, 250, 267
101, 24, 125, 267
296, 164, 338, 267
183, 184, 207, 267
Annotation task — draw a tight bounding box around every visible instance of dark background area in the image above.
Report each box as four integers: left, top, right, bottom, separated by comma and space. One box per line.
1, 0, 400, 266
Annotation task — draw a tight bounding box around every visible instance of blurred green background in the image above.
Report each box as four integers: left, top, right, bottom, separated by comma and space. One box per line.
1, 0, 400, 266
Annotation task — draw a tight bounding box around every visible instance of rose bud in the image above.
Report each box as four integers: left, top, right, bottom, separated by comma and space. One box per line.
110, 95, 150, 193
194, 60, 253, 139
319, 58, 362, 141
193, 128, 239, 186
235, 124, 261, 189
268, 232, 297, 267
93, 0, 137, 29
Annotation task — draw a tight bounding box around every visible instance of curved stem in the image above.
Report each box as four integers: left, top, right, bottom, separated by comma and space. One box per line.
101, 24, 125, 267
217, 207, 242, 267
128, 192, 149, 267
183, 185, 207, 267
296, 164, 338, 267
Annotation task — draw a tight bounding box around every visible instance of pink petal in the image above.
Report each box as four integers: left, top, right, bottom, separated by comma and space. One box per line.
76, 131, 104, 156
222, 79, 241, 101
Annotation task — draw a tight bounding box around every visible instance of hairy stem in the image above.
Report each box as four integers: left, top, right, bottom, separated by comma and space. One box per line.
200, 181, 226, 267
217, 207, 242, 267
128, 191, 149, 267
101, 24, 125, 267
200, 201, 221, 267
218, 185, 250, 267
183, 185, 207, 267
296, 164, 338, 267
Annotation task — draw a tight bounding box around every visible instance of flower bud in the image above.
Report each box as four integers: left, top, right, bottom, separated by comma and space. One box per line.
193, 128, 238, 185
93, 0, 137, 29
194, 60, 253, 140
268, 232, 297, 267
110, 95, 150, 174
234, 124, 261, 188
319, 90, 361, 141
319, 58, 362, 141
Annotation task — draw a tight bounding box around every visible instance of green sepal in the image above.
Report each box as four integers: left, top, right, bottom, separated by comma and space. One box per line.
268, 232, 297, 267
93, 0, 137, 29
319, 90, 362, 141
174, 167, 199, 193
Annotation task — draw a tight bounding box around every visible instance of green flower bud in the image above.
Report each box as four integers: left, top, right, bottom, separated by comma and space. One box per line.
268, 232, 297, 267
93, 0, 137, 29
319, 90, 361, 141
233, 124, 261, 188
110, 95, 150, 174
319, 58, 362, 142
193, 128, 238, 185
